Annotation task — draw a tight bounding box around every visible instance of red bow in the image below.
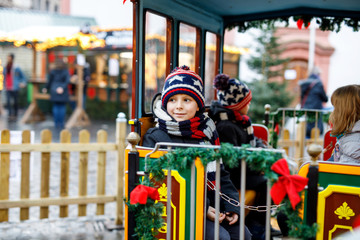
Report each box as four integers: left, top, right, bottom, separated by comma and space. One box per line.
270, 159, 308, 209
297, 19, 310, 30
130, 185, 160, 204
123, 0, 127, 4
353, 215, 360, 229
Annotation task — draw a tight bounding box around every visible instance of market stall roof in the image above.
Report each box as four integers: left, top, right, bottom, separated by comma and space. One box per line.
0, 8, 101, 49
6, 26, 80, 42
0, 7, 97, 32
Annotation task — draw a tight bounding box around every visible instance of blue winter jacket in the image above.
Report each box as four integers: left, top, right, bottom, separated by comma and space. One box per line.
46, 68, 70, 103
3, 65, 27, 91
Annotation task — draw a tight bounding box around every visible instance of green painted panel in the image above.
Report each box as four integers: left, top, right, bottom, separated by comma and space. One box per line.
319, 172, 360, 188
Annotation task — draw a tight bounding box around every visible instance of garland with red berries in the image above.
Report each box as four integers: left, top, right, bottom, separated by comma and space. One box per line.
230, 16, 359, 33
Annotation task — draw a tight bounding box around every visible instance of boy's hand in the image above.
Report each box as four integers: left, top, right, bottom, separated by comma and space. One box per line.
207, 206, 226, 223
225, 212, 238, 225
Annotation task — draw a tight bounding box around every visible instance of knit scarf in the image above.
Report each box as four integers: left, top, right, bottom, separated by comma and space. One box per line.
153, 100, 220, 146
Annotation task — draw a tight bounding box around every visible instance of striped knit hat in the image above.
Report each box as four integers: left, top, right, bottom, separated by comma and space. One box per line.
214, 74, 252, 111
161, 65, 205, 111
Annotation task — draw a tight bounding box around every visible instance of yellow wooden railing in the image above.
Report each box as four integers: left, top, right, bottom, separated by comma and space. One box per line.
0, 113, 127, 225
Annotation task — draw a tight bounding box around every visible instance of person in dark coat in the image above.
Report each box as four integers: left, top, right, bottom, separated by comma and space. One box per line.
299, 66, 328, 138
143, 66, 252, 240
43, 59, 70, 129
210, 74, 280, 240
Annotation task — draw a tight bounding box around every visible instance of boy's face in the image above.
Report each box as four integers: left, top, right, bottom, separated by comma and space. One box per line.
239, 102, 250, 115
166, 94, 199, 121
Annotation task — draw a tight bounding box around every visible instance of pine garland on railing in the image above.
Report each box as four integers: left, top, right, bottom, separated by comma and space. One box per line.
125, 143, 318, 239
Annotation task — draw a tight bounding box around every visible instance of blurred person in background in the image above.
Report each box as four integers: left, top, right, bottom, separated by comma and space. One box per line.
3, 53, 27, 121
43, 59, 70, 130
299, 66, 328, 138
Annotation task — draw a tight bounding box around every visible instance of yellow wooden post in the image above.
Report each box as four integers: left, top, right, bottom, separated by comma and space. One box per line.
282, 129, 290, 157
0, 130, 10, 222
40, 129, 52, 219
20, 130, 31, 220
96, 130, 107, 215
115, 112, 127, 225
60, 130, 71, 218
78, 129, 89, 216
295, 121, 306, 167
311, 127, 320, 143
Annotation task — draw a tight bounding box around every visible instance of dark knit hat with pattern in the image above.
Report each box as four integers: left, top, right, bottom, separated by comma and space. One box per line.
161, 65, 205, 111
213, 74, 252, 111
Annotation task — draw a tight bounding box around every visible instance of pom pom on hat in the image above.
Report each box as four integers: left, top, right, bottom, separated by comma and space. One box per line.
214, 74, 252, 111
213, 74, 230, 90
161, 65, 205, 111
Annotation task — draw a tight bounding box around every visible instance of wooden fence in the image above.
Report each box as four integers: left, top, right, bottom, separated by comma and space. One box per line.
277, 120, 327, 168
0, 113, 127, 225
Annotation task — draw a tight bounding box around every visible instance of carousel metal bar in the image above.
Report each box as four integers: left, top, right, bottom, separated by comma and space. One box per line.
167, 167, 172, 240
265, 180, 271, 240
203, 171, 208, 239
214, 159, 221, 240
145, 142, 285, 155
272, 107, 331, 114
239, 159, 246, 240
166, 146, 172, 240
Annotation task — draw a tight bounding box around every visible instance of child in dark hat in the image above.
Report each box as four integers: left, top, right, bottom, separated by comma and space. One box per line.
210, 73, 281, 239
143, 66, 252, 240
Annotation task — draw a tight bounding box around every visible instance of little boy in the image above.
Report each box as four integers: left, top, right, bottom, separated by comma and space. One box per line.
210, 73, 281, 239
143, 66, 251, 240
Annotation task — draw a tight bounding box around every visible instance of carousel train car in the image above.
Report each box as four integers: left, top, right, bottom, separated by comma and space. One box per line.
299, 162, 360, 239
124, 0, 360, 239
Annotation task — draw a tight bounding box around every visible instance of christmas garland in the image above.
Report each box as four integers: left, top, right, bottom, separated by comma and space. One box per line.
230, 15, 360, 33
126, 143, 317, 239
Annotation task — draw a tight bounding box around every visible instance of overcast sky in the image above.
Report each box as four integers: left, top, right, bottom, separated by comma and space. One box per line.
70, 0, 133, 29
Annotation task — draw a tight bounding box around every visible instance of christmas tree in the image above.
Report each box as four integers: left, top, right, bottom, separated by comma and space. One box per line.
245, 26, 293, 123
